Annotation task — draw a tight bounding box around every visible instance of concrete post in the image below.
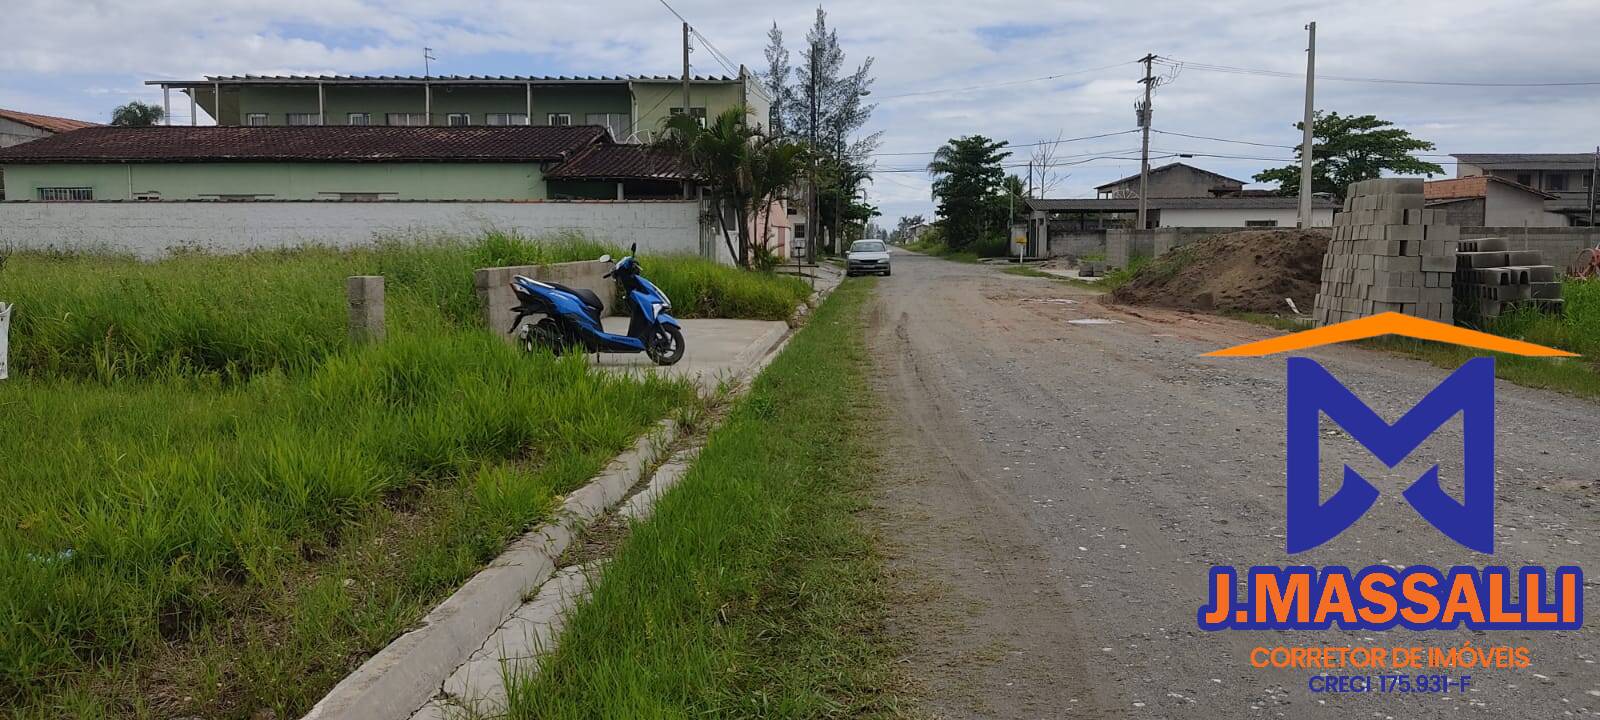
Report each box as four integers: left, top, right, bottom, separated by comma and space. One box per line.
346, 276, 385, 343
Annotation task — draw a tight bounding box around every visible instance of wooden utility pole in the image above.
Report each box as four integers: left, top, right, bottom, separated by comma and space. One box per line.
681, 23, 692, 114
1299, 22, 1317, 229
809, 48, 820, 260
1136, 54, 1155, 230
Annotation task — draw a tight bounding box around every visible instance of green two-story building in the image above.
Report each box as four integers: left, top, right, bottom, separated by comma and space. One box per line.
146, 72, 769, 143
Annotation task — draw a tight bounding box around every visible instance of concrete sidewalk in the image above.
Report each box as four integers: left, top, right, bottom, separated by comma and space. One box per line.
593, 317, 790, 392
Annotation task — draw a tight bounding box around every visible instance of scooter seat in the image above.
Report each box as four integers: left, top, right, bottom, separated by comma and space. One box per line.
545, 282, 606, 315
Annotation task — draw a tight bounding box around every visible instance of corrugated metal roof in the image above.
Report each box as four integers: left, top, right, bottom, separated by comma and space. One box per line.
1451, 153, 1596, 168
146, 74, 740, 86
0, 108, 99, 134
0, 125, 607, 163
1026, 196, 1337, 211
545, 144, 691, 181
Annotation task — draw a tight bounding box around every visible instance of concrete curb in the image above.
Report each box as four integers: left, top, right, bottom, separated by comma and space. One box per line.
303, 275, 836, 720
299, 420, 677, 720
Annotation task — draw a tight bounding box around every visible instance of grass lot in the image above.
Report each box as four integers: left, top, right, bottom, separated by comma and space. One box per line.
4, 234, 809, 382
1232, 278, 1600, 399
505, 279, 903, 718
0, 235, 811, 717
1000, 264, 1107, 292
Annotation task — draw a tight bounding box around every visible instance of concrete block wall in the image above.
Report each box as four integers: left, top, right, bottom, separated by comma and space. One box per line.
0, 200, 714, 262
1460, 227, 1599, 270
473, 260, 615, 342
1315, 179, 1456, 326
1100, 227, 1264, 267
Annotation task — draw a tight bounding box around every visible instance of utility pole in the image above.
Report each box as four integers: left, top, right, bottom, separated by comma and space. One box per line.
1136, 54, 1155, 230
1589, 145, 1597, 227
1298, 22, 1317, 229
809, 48, 819, 261
424, 47, 436, 78
681, 23, 692, 115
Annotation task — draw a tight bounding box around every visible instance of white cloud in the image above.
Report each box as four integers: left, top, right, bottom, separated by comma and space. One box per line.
2, 0, 1598, 221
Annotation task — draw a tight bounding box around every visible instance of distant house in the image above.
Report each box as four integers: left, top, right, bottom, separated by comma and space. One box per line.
1094, 162, 1246, 199
1424, 176, 1564, 227
1026, 196, 1336, 229
145, 73, 769, 143
1451, 153, 1597, 225
0, 108, 98, 200
0, 125, 691, 202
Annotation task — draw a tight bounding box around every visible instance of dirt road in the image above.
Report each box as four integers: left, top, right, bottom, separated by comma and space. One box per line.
867, 250, 1598, 719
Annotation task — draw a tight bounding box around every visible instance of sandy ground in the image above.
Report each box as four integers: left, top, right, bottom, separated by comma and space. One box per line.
867, 250, 1598, 719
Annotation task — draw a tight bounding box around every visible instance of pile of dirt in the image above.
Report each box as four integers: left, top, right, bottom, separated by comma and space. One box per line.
1109, 229, 1329, 314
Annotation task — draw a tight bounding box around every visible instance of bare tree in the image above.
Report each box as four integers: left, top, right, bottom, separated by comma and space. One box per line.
1028, 132, 1071, 198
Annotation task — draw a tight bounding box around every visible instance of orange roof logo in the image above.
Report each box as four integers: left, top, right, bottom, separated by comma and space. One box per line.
1205, 312, 1577, 358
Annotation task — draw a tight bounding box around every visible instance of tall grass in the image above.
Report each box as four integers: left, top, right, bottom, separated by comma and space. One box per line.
0, 233, 809, 382
0, 330, 690, 715
505, 279, 900, 718
1486, 278, 1600, 358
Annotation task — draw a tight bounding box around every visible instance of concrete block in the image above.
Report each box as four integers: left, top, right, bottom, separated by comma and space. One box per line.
1385, 224, 1424, 242
1460, 251, 1510, 269
1424, 225, 1461, 243
1532, 282, 1563, 299
346, 276, 385, 344
1372, 285, 1420, 303
1374, 255, 1421, 272
474, 260, 615, 341
1421, 254, 1457, 272
1506, 250, 1543, 266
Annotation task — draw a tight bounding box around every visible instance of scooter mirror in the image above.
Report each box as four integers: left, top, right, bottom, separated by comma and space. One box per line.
630, 242, 637, 254
598, 254, 612, 263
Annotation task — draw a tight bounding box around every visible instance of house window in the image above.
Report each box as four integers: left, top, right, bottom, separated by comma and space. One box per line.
1245, 220, 1278, 227
547, 113, 572, 126
244, 113, 269, 126
670, 107, 707, 127
348, 113, 371, 126
1547, 174, 1567, 192
585, 113, 629, 138
1516, 173, 1533, 187
386, 113, 429, 126
794, 222, 807, 239
37, 187, 94, 202
285, 113, 320, 126
486, 113, 529, 126
446, 113, 472, 126
332, 192, 383, 201
134, 191, 161, 201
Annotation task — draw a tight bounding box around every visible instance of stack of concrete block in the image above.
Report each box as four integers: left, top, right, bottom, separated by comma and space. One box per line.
1452, 237, 1563, 321
1314, 178, 1458, 326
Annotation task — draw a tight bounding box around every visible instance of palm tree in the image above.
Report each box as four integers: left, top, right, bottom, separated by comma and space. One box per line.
110, 101, 165, 127
657, 106, 808, 268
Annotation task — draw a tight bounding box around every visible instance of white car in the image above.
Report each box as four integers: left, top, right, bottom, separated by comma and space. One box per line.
845, 240, 891, 277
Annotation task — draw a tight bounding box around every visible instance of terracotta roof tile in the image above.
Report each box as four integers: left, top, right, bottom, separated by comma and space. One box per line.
545, 144, 691, 181
1425, 175, 1556, 200
0, 108, 99, 134
0, 125, 607, 163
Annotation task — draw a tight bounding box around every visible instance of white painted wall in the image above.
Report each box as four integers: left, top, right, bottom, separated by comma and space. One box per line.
1158, 207, 1334, 228
1485, 182, 1569, 227
0, 200, 719, 261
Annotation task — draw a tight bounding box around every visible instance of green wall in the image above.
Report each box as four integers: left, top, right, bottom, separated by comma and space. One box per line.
2, 162, 548, 201
191, 80, 765, 136
228, 84, 632, 127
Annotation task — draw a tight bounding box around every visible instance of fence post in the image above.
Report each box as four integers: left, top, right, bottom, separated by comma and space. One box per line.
0, 302, 10, 380
346, 276, 385, 344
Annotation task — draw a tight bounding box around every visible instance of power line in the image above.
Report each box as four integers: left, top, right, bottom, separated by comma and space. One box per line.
870, 129, 1141, 157
1155, 57, 1600, 88
875, 60, 1137, 100
1150, 128, 1297, 149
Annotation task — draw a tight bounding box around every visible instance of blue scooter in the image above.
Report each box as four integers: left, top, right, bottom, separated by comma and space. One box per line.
507, 243, 686, 366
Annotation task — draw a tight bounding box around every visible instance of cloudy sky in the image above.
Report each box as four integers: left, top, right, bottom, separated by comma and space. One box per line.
3, 0, 1597, 223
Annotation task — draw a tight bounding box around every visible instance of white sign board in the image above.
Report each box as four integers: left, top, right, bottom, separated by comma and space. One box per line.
0, 303, 9, 380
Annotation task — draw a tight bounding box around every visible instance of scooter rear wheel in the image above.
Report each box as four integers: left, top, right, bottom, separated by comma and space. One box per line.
647, 325, 686, 366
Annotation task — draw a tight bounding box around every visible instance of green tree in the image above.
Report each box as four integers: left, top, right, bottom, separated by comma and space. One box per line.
1254, 111, 1445, 198
760, 22, 792, 136
110, 101, 164, 127
657, 106, 808, 268
927, 135, 1011, 249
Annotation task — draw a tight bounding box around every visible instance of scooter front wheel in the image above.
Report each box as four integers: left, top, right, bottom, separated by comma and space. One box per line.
647, 325, 686, 366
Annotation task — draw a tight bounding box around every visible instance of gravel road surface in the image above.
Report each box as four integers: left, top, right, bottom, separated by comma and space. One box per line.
868, 250, 1598, 719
